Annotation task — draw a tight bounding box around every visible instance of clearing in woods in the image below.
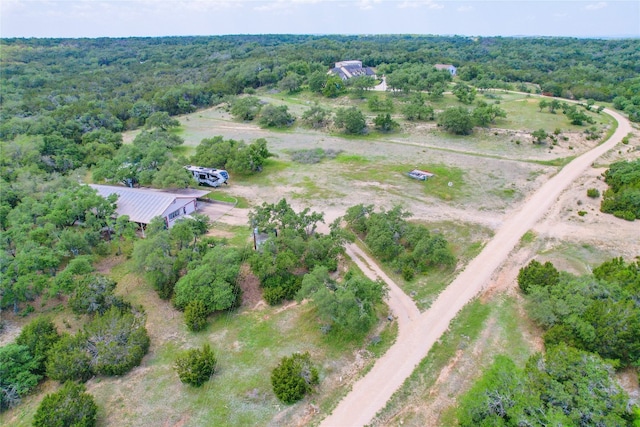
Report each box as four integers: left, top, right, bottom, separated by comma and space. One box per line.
2, 92, 638, 427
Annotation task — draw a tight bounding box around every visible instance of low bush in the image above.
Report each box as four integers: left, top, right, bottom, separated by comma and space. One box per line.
184, 300, 208, 332
33, 382, 97, 427
587, 188, 600, 199
517, 259, 560, 294
174, 344, 217, 387
271, 352, 319, 404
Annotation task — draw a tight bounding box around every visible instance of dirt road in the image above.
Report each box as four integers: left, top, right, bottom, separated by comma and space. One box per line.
319, 108, 632, 427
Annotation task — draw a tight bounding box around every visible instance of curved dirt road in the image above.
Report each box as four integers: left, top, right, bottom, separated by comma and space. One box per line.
320, 108, 631, 427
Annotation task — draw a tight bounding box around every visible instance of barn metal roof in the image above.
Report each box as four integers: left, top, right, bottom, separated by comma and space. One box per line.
90, 185, 209, 224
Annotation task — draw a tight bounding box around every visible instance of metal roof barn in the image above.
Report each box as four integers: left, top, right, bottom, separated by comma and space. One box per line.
90, 185, 210, 227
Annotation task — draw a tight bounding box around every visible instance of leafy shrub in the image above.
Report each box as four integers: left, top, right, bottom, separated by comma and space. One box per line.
600, 159, 640, 221
174, 344, 217, 387
70, 275, 130, 315
230, 96, 262, 121
172, 246, 242, 312
334, 107, 366, 134
614, 210, 636, 221
586, 188, 600, 198
258, 104, 295, 128
85, 307, 150, 376
184, 300, 208, 332
301, 104, 331, 128
15, 317, 60, 374
0, 344, 42, 412
262, 274, 303, 305
271, 352, 319, 403
33, 382, 97, 427
517, 260, 559, 294
438, 106, 474, 135
46, 333, 93, 383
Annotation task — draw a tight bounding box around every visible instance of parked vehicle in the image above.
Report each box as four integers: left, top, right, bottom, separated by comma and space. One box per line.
185, 165, 229, 187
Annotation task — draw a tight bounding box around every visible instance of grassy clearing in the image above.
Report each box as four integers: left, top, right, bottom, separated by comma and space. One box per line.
205, 191, 251, 208
334, 153, 370, 165
113, 264, 396, 426
373, 295, 539, 427
538, 241, 618, 275
498, 96, 601, 133
209, 223, 252, 247
373, 299, 492, 425
338, 162, 467, 201
292, 176, 345, 201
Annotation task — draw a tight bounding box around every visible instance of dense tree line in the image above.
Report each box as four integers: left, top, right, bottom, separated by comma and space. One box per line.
1, 35, 638, 148
457, 345, 635, 426
519, 258, 640, 368
601, 159, 640, 221
458, 257, 640, 426
0, 178, 120, 312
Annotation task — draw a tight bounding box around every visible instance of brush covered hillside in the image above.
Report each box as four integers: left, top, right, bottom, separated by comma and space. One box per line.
1, 35, 639, 426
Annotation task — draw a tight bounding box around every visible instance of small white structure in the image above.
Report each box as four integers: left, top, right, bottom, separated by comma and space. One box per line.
90, 184, 209, 229
185, 165, 229, 187
407, 169, 435, 181
434, 64, 457, 76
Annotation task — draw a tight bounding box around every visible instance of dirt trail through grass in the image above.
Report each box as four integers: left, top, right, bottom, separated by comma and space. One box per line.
319, 108, 632, 426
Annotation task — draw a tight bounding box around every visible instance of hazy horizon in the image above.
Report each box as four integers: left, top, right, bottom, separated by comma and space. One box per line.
2, 0, 639, 39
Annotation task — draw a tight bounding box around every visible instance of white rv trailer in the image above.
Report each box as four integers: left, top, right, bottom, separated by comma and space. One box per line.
185, 165, 229, 187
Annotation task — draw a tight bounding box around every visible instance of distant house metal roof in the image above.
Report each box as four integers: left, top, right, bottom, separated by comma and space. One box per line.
434, 64, 457, 75
90, 185, 209, 224
330, 60, 376, 80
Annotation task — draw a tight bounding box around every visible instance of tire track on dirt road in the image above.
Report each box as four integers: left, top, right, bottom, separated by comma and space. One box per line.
320, 108, 631, 427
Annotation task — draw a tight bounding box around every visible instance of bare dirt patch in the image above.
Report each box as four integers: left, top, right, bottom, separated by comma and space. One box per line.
95, 254, 127, 274
237, 264, 263, 310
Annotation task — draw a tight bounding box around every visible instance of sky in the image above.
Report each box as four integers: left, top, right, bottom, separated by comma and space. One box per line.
1, 0, 639, 39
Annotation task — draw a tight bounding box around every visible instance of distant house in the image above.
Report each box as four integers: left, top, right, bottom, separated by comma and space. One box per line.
434, 64, 457, 76
90, 185, 210, 229
329, 60, 376, 81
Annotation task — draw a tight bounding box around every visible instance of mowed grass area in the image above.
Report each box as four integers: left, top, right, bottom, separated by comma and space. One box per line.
372, 295, 540, 427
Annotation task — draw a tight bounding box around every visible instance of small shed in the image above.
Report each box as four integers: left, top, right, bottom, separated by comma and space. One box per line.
407, 169, 435, 181
90, 185, 209, 229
